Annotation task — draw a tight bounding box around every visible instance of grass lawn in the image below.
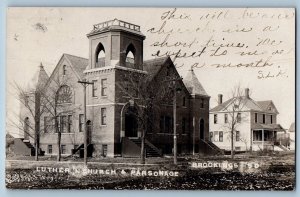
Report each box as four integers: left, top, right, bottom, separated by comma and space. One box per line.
5, 152, 295, 190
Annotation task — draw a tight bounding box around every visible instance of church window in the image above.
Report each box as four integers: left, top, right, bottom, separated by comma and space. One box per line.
182, 118, 186, 134
56, 85, 72, 104
95, 43, 105, 68
101, 108, 107, 125
101, 78, 107, 96
237, 113, 241, 123
63, 65, 67, 75
79, 114, 84, 132
125, 43, 136, 68
200, 98, 204, 108
48, 145, 52, 154
68, 115, 72, 133
92, 80, 98, 97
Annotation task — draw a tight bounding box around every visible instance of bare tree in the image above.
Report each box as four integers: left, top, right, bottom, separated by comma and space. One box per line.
116, 67, 175, 164
40, 74, 79, 161
9, 78, 53, 161
10, 69, 80, 162
222, 84, 248, 159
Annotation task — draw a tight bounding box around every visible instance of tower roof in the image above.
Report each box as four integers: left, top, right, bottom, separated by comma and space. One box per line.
87, 18, 145, 38
183, 68, 208, 96
27, 63, 49, 92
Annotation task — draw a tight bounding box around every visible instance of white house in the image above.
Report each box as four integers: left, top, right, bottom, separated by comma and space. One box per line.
209, 88, 284, 152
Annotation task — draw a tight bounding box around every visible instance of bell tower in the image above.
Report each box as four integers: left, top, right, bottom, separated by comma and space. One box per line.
84, 19, 146, 157
86, 19, 145, 70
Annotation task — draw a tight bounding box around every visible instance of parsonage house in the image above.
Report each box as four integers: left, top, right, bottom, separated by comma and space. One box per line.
17, 19, 212, 158
209, 88, 285, 152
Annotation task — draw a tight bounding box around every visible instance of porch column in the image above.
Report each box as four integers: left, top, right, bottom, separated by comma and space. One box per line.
262, 129, 264, 150
273, 130, 275, 151
250, 129, 253, 151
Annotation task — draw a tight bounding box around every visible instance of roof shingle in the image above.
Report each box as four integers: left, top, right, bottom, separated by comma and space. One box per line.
64, 54, 88, 78
183, 69, 208, 96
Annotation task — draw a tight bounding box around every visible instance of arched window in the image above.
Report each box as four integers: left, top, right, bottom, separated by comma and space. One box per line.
56, 85, 72, 103
125, 43, 136, 68
95, 43, 105, 68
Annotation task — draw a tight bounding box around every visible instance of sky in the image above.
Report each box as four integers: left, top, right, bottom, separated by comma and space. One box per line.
6, 8, 295, 137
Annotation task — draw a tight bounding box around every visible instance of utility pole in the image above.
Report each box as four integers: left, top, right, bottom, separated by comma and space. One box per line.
163, 77, 182, 165
192, 117, 195, 155
78, 80, 94, 165
173, 81, 177, 165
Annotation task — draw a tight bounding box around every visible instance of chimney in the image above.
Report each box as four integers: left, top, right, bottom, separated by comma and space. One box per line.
245, 88, 250, 98
218, 94, 223, 105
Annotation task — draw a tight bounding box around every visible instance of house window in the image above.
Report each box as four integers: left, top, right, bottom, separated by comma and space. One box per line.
63, 65, 67, 75
236, 131, 240, 141
92, 80, 98, 97
79, 114, 84, 132
263, 114, 266, 124
209, 132, 213, 141
214, 131, 219, 141
61, 145, 66, 154
237, 113, 241, 123
68, 115, 72, 133
60, 115, 67, 133
224, 114, 228, 123
48, 145, 52, 154
214, 114, 217, 124
268, 106, 272, 111
101, 78, 107, 96
182, 97, 186, 107
253, 130, 262, 141
219, 131, 223, 142
200, 98, 204, 108
270, 115, 273, 124
101, 108, 107, 125
182, 118, 186, 134
255, 113, 258, 123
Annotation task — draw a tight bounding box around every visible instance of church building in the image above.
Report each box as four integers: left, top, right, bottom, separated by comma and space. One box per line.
19, 19, 211, 158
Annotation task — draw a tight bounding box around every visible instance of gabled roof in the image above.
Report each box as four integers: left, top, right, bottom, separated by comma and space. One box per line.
183, 69, 208, 96
289, 122, 295, 132
256, 101, 272, 110
256, 100, 279, 114
143, 56, 191, 96
143, 57, 169, 79
210, 98, 234, 112
210, 96, 278, 114
64, 54, 88, 79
